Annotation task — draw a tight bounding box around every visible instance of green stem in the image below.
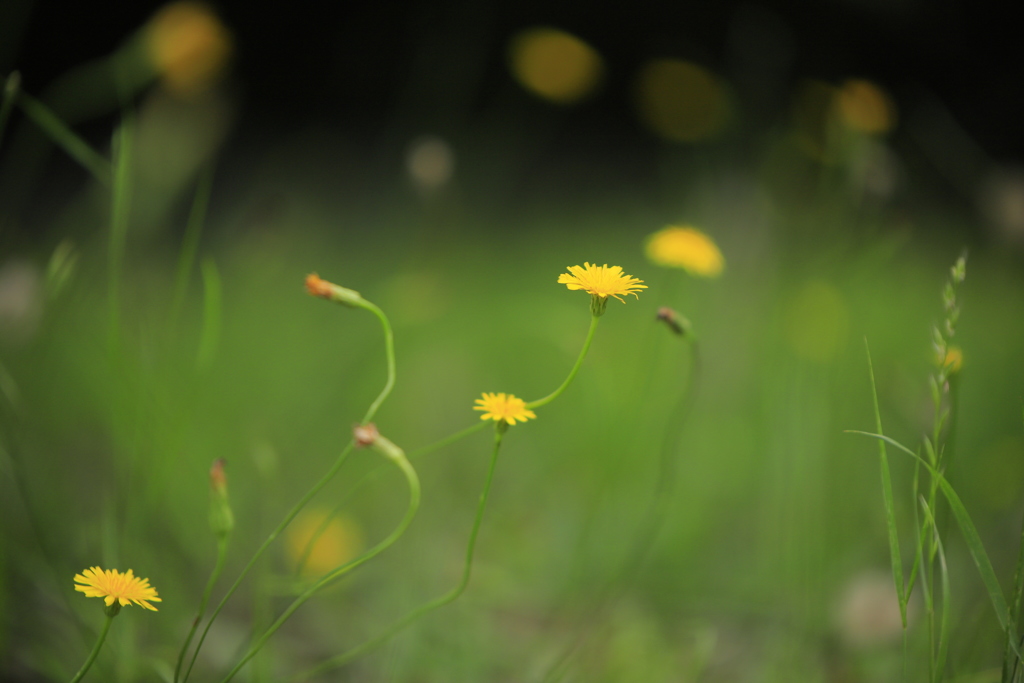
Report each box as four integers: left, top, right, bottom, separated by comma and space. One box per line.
181, 442, 355, 683
357, 300, 395, 425
174, 534, 229, 683
527, 314, 600, 410
220, 450, 421, 683
184, 294, 397, 681
295, 421, 489, 576
69, 612, 115, 683
289, 427, 506, 682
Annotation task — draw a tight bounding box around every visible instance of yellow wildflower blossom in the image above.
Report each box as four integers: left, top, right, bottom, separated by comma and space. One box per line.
474, 392, 536, 425
74, 567, 161, 611
644, 225, 724, 277
557, 263, 646, 302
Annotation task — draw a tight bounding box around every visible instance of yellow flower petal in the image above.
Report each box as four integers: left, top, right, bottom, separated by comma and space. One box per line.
473, 392, 536, 425
74, 566, 161, 611
557, 262, 646, 302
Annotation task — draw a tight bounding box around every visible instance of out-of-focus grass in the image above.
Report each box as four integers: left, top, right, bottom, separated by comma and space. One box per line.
4, 161, 1024, 681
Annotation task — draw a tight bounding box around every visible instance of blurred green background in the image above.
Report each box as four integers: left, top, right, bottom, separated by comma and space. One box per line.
2, 1, 1024, 681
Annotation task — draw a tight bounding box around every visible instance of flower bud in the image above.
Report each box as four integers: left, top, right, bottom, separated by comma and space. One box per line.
305, 273, 363, 307
208, 458, 234, 537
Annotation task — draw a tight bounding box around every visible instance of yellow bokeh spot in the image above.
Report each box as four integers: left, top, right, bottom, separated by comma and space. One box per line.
635, 59, 731, 143
644, 225, 725, 277
940, 346, 963, 374
286, 509, 363, 578
146, 1, 233, 97
837, 79, 896, 135
784, 281, 849, 363
508, 27, 603, 104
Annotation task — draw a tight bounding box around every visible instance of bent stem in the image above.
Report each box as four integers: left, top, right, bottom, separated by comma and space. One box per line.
69, 613, 115, 683
295, 421, 489, 576
174, 534, 229, 683
183, 293, 397, 682
220, 450, 421, 683
289, 427, 507, 682
181, 442, 357, 682
357, 299, 395, 425
527, 314, 600, 410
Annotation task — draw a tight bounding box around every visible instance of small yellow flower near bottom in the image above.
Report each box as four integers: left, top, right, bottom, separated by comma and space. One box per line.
474, 392, 536, 425
74, 567, 161, 611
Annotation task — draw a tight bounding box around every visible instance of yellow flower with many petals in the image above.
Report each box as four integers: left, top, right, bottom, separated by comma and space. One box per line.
74, 567, 161, 611
474, 392, 536, 426
558, 263, 646, 302
644, 225, 724, 277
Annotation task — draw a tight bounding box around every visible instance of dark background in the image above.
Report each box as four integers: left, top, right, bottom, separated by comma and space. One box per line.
4, 0, 1022, 165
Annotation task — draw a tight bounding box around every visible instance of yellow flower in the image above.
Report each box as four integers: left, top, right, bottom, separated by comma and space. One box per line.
74, 567, 161, 611
557, 263, 646, 302
644, 225, 724, 277
474, 392, 536, 425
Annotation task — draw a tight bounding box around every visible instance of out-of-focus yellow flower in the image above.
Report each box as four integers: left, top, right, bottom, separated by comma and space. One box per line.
286, 510, 364, 578
74, 567, 161, 611
145, 1, 232, 97
508, 27, 603, 104
644, 225, 724, 277
635, 59, 731, 142
558, 263, 646, 302
837, 79, 896, 135
940, 346, 963, 374
474, 392, 536, 426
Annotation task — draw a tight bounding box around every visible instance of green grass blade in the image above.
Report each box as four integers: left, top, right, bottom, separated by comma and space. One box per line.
16, 90, 111, 184
107, 117, 133, 353
171, 164, 215, 327
865, 340, 908, 627
1003, 402, 1024, 683
197, 257, 222, 370
849, 429, 1023, 663
920, 496, 951, 683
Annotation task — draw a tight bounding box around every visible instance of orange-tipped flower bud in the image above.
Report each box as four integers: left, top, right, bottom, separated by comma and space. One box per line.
305, 273, 364, 307
208, 458, 234, 536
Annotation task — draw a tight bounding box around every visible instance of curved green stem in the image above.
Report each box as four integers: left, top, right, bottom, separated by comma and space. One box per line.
220, 451, 421, 683
69, 612, 115, 683
174, 534, 229, 683
184, 293, 397, 681
290, 427, 506, 682
526, 314, 600, 410
357, 299, 395, 425
181, 442, 355, 683
294, 420, 488, 577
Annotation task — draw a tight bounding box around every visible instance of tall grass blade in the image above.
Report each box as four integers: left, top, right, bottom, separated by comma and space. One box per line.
848, 429, 1023, 663
16, 90, 111, 184
1002, 402, 1024, 683
921, 496, 951, 683
171, 164, 215, 327
865, 340, 908, 627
